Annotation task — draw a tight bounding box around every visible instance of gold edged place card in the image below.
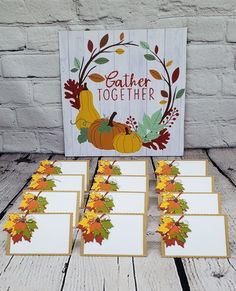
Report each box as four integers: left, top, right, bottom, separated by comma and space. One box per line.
80, 213, 147, 257
159, 214, 229, 258
6, 213, 73, 256
36, 160, 90, 190
21, 190, 81, 227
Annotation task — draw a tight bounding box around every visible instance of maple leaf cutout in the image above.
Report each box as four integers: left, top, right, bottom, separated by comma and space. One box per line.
143, 129, 170, 150
64, 79, 83, 110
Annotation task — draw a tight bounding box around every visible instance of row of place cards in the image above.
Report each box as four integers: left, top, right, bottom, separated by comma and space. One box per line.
5, 160, 89, 255
156, 160, 230, 258
80, 160, 148, 256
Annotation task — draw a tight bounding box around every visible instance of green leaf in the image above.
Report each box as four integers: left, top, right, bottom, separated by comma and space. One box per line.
175, 182, 184, 192
23, 228, 31, 239
140, 41, 150, 49
47, 180, 56, 190
176, 89, 185, 99
94, 57, 109, 65
170, 165, 180, 176
37, 196, 48, 212
74, 57, 81, 69
151, 123, 165, 133
54, 166, 62, 174
77, 128, 88, 144
71, 68, 78, 73
101, 220, 113, 230
143, 114, 152, 128
26, 219, 38, 232
112, 166, 121, 175
151, 109, 162, 125
137, 123, 146, 138
144, 54, 155, 61
98, 121, 112, 133
100, 228, 109, 239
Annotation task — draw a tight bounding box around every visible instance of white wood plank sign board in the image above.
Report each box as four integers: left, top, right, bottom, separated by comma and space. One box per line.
59, 29, 187, 156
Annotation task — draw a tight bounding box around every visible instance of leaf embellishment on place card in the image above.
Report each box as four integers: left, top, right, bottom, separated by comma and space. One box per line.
97, 160, 122, 175
115, 48, 125, 55
172, 67, 180, 84
155, 160, 180, 176
157, 216, 191, 248
28, 174, 56, 191
87, 192, 114, 214
159, 192, 188, 214
120, 32, 124, 41
94, 57, 109, 65
78, 211, 113, 245
19, 193, 48, 213
3, 214, 38, 244
37, 160, 62, 175
91, 176, 119, 192
156, 175, 184, 193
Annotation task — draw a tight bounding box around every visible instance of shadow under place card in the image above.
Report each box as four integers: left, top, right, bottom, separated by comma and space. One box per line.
97, 160, 148, 176
81, 213, 147, 256
6, 213, 73, 255
161, 214, 229, 258
22, 191, 81, 226
155, 160, 208, 176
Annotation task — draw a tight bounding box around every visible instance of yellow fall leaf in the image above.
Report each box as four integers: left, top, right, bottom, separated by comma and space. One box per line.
115, 48, 125, 55
160, 201, 170, 209
159, 100, 167, 105
157, 223, 169, 234
3, 220, 15, 231
166, 60, 173, 67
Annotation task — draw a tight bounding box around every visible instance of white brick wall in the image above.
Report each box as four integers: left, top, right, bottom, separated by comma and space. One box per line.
0, 0, 236, 153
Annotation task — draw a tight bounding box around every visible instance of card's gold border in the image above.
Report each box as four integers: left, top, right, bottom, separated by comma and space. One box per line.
157, 176, 215, 193
90, 191, 148, 214
80, 213, 147, 257
97, 159, 148, 176
158, 192, 221, 214
155, 160, 208, 176
22, 190, 80, 227
161, 214, 230, 258
6, 212, 73, 256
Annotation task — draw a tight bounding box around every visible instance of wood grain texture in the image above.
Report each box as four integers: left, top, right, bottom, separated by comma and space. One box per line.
0, 150, 235, 291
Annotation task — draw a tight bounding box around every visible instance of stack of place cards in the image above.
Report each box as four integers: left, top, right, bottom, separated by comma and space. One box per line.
4, 160, 89, 256
79, 160, 148, 257
156, 160, 230, 258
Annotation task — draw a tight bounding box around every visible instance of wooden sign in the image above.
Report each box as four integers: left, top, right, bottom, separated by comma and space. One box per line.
59, 29, 187, 156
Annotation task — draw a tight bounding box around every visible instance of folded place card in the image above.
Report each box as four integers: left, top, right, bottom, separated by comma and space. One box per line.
156, 160, 208, 176
160, 214, 229, 258
36, 160, 89, 190
89, 191, 148, 214
92, 175, 148, 193
81, 213, 147, 257
6, 213, 73, 255
22, 191, 81, 226
97, 160, 148, 176
156, 176, 214, 193
158, 192, 220, 215
28, 174, 84, 204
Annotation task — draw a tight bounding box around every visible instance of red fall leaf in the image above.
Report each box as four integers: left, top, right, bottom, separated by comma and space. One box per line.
12, 233, 23, 244
143, 129, 170, 150
95, 235, 104, 245
172, 67, 180, 84
64, 79, 84, 110
154, 45, 159, 54
100, 34, 109, 48
83, 232, 94, 243
87, 40, 94, 53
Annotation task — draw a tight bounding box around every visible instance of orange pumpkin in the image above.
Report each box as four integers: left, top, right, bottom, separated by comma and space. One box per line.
88, 112, 128, 150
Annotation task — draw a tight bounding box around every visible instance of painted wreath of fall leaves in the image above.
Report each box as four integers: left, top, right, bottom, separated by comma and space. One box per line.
155, 160, 191, 248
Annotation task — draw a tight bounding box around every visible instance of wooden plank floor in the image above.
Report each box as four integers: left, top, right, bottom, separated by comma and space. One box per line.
0, 149, 235, 291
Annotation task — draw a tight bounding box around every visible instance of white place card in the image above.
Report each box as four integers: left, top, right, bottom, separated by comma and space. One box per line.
7, 213, 73, 255
81, 214, 146, 256
162, 215, 229, 258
